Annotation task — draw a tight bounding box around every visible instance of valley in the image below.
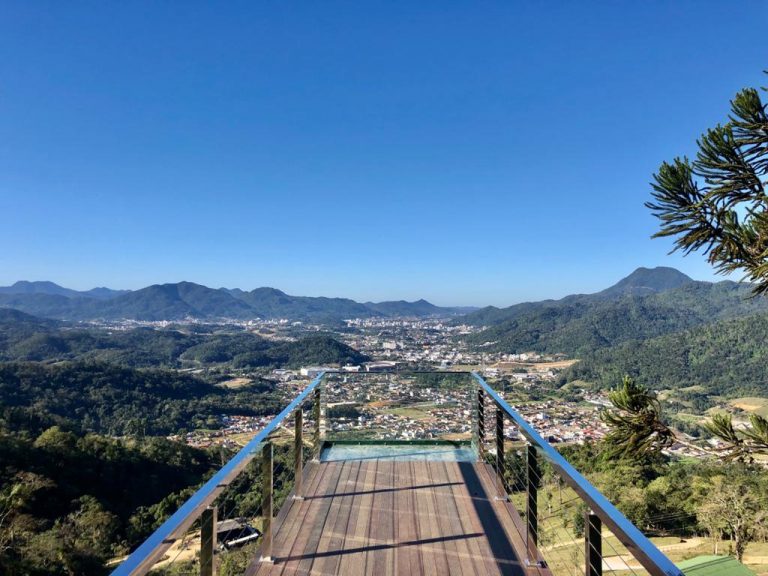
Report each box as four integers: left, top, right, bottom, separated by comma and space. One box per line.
2, 266, 768, 574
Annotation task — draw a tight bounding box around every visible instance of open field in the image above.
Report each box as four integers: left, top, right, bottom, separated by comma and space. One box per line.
385, 406, 431, 419
729, 396, 768, 417
495, 359, 579, 372
510, 483, 768, 576
217, 377, 252, 389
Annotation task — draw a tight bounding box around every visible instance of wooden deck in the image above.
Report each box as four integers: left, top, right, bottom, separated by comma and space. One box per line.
247, 459, 550, 576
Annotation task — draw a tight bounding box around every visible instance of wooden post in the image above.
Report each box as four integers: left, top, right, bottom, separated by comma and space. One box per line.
294, 408, 303, 498
260, 442, 273, 562
585, 511, 603, 576
495, 405, 505, 497
200, 506, 217, 576
526, 444, 539, 563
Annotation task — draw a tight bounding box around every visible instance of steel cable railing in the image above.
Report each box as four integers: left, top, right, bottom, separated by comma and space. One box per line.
112, 373, 325, 576
472, 372, 683, 576
117, 370, 683, 576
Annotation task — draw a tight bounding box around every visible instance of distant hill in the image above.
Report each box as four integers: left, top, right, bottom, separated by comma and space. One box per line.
464, 268, 767, 355
461, 266, 697, 327
566, 311, 768, 400
229, 287, 374, 321
0, 280, 128, 300
94, 282, 256, 321
0, 309, 369, 368
366, 299, 448, 317
0, 281, 467, 322
594, 266, 694, 299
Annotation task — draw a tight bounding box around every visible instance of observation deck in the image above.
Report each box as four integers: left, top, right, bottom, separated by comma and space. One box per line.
112, 372, 684, 576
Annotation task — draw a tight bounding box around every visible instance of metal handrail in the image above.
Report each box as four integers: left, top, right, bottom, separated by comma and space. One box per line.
471, 372, 684, 576
114, 370, 684, 576
111, 372, 325, 576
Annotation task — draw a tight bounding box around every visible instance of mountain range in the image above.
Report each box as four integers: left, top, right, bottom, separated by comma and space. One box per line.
0, 281, 472, 322
462, 267, 768, 356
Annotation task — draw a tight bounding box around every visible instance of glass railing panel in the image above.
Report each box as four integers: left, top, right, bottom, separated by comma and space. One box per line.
322, 371, 475, 443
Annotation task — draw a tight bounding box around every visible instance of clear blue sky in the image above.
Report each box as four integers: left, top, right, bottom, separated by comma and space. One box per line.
1, 2, 767, 306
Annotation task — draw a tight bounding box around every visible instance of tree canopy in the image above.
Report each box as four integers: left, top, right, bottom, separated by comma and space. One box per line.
647, 74, 768, 293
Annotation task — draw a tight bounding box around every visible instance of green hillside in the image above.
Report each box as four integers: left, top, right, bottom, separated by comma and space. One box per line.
565, 312, 768, 400
468, 281, 768, 355
0, 311, 369, 368
0, 281, 468, 322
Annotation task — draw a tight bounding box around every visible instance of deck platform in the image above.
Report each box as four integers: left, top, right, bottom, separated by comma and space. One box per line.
248, 458, 549, 576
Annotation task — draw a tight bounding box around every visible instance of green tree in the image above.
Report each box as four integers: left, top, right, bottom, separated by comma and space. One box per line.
0, 472, 54, 572
694, 472, 767, 562
646, 73, 768, 294
600, 376, 674, 461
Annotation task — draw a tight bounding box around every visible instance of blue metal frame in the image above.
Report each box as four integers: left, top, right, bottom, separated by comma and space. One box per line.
472, 372, 684, 576
111, 372, 325, 576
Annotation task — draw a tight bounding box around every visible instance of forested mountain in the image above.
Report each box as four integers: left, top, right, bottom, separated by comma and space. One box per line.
365, 299, 446, 317
565, 312, 768, 400
461, 266, 697, 327
0, 428, 219, 575
0, 281, 468, 321
465, 269, 767, 355
0, 312, 369, 368
0, 280, 128, 299
0, 361, 279, 436
593, 266, 693, 298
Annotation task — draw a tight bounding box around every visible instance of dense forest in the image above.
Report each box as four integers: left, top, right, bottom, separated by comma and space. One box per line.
564, 312, 768, 401
0, 280, 468, 322
0, 310, 374, 574
468, 281, 768, 356
0, 427, 220, 575
0, 362, 281, 437
0, 310, 369, 369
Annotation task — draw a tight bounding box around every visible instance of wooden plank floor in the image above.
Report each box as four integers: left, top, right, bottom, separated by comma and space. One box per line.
248, 459, 545, 576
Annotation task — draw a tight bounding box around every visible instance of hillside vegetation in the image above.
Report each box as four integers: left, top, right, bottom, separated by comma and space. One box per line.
0, 426, 219, 575
467, 277, 768, 356
0, 281, 470, 322
565, 312, 768, 401
0, 310, 369, 368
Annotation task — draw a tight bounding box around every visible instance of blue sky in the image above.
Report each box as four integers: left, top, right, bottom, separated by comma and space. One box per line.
1, 2, 767, 306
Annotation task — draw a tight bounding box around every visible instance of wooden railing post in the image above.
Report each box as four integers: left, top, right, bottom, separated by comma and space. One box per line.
495, 405, 505, 498
294, 408, 303, 499
526, 444, 539, 564
200, 506, 217, 576
586, 510, 603, 576
260, 442, 273, 562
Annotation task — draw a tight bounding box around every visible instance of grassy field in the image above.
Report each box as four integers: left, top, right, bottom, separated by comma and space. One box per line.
729, 396, 768, 418
216, 377, 253, 389
507, 482, 768, 576
383, 402, 442, 420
